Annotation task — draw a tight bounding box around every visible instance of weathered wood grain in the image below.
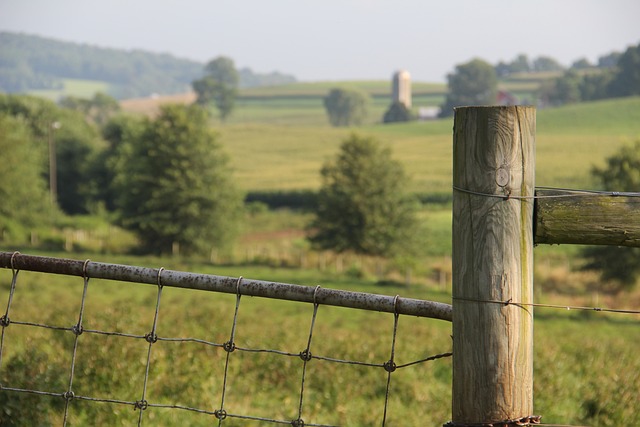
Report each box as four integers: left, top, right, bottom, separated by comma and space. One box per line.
535, 189, 640, 247
452, 106, 536, 424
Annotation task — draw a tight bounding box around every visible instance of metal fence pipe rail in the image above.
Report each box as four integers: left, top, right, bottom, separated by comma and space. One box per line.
0, 252, 452, 322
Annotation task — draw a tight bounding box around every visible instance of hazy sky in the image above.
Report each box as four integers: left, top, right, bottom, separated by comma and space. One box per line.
1, 0, 639, 82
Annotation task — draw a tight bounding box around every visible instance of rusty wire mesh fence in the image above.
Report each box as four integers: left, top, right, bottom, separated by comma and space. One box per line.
0, 252, 452, 426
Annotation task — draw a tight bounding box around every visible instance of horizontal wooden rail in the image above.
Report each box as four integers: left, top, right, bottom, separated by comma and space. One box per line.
534, 189, 640, 247
0, 252, 453, 322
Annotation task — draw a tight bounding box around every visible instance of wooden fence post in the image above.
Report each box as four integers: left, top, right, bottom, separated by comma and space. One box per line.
451, 106, 536, 425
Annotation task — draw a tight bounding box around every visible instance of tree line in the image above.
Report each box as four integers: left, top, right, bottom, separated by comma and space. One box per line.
438, 43, 640, 117
0, 32, 296, 98
294, 44, 640, 126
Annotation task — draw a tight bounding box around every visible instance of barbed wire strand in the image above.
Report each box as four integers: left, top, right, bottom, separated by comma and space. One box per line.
453, 185, 640, 200
453, 296, 640, 315
62, 259, 91, 426
0, 252, 20, 372
216, 276, 243, 426
381, 296, 401, 427
136, 267, 165, 426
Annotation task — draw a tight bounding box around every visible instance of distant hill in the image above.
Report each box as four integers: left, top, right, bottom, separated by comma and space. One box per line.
0, 32, 297, 99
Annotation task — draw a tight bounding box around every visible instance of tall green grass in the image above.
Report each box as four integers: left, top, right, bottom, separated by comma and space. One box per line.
1, 258, 638, 426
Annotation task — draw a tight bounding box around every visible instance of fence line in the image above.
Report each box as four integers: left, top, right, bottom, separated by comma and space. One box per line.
453, 185, 640, 200
0, 252, 452, 322
452, 297, 640, 316
0, 251, 453, 426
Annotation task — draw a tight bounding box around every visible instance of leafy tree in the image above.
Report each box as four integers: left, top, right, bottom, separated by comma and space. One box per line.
59, 92, 120, 125
532, 56, 565, 72
607, 42, 640, 97
439, 58, 498, 117
382, 101, 414, 123
0, 93, 102, 215
579, 71, 614, 101
85, 114, 145, 212
112, 104, 243, 255
238, 67, 296, 88
0, 113, 53, 239
48, 110, 104, 214
323, 88, 370, 127
540, 70, 582, 105
495, 54, 530, 77
192, 56, 239, 121
571, 58, 592, 70
597, 51, 621, 69
308, 134, 418, 257
0, 93, 59, 139
581, 140, 640, 291
510, 54, 531, 73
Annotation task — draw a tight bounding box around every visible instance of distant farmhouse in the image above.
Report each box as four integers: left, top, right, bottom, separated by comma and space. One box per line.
496, 90, 519, 106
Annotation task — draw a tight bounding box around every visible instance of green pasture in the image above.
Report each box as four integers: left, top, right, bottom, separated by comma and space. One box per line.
220, 97, 640, 193
226, 85, 445, 127
239, 80, 447, 98
27, 78, 111, 101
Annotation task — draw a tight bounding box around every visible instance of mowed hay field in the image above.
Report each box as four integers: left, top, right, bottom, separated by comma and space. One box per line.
122, 89, 640, 194
219, 96, 640, 193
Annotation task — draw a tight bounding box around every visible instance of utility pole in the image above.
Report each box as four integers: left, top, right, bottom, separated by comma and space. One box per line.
48, 121, 61, 206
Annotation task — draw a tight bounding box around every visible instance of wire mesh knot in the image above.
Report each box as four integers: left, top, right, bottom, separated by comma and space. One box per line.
291, 418, 305, 427
144, 332, 158, 344
62, 391, 75, 401
223, 340, 236, 353
214, 409, 227, 420
383, 360, 397, 373
0, 315, 9, 327
299, 349, 312, 362
134, 399, 148, 411
72, 324, 83, 336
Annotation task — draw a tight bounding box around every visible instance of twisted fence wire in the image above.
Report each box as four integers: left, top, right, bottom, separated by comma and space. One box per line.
452, 185, 640, 201
215, 276, 243, 425
452, 296, 640, 315
135, 267, 165, 425
0, 252, 453, 426
381, 296, 400, 426
295, 285, 322, 426
0, 252, 19, 370
62, 259, 91, 426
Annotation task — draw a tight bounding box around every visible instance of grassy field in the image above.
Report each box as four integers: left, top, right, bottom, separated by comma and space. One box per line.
214, 96, 640, 193
4, 84, 640, 425
27, 78, 112, 101
1, 252, 638, 426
